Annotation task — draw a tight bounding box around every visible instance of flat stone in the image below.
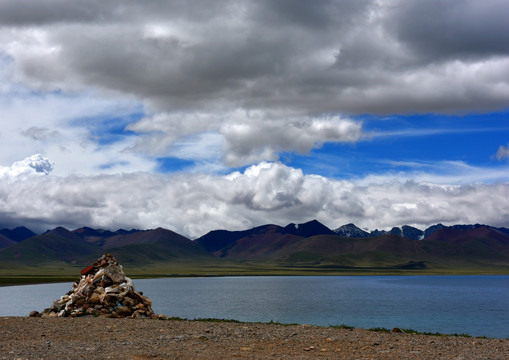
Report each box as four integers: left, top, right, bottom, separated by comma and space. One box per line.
116, 306, 131, 315
89, 293, 101, 304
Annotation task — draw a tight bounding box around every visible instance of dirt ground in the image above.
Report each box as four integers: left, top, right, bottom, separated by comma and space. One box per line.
1, 317, 507, 359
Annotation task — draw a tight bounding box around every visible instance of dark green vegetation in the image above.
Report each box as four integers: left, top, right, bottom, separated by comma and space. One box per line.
1, 220, 509, 285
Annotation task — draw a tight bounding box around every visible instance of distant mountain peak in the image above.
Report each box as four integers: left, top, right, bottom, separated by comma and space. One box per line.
334, 224, 424, 240
46, 226, 84, 242
334, 224, 370, 238
47, 226, 70, 235
283, 219, 334, 238
0, 226, 36, 242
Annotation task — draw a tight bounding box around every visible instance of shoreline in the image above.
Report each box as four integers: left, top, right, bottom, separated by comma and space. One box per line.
2, 271, 509, 287
1, 317, 507, 359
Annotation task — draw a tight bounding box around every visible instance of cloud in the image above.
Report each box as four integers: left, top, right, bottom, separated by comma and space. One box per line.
357, 160, 509, 185
1, 0, 508, 168
386, 0, 509, 61
1, 157, 509, 237
495, 143, 509, 161
0, 1, 112, 25
0, 56, 152, 176
21, 126, 61, 141
3, 1, 508, 115
1, 1, 509, 235
221, 114, 362, 166
127, 110, 362, 167
0, 154, 53, 178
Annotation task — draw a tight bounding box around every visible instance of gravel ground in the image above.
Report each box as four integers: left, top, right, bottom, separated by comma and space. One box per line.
1, 317, 507, 359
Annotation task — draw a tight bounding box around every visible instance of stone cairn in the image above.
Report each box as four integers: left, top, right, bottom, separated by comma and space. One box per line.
30, 254, 165, 319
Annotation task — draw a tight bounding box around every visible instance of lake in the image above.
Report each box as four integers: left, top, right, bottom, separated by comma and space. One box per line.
1, 275, 507, 338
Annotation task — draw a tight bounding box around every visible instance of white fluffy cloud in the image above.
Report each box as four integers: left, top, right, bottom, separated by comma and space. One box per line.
0, 154, 53, 178
221, 114, 362, 166
1, 158, 508, 237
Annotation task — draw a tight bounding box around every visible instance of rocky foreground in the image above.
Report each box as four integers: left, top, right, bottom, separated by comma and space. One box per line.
6, 254, 507, 359
0, 317, 507, 359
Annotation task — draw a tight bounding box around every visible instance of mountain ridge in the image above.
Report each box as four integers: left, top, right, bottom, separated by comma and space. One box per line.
192, 220, 509, 270
0, 226, 211, 267
4, 220, 509, 242
0, 226, 36, 245
1, 220, 509, 273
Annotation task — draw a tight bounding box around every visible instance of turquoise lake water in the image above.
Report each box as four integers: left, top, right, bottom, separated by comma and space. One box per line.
1, 275, 507, 338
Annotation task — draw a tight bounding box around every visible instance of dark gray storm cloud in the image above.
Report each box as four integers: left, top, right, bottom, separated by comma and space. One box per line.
0, 1, 104, 25
0, 0, 230, 25
388, 0, 509, 60
3, 0, 506, 112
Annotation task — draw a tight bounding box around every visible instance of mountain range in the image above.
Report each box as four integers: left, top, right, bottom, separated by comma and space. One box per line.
1, 220, 509, 273
333, 222, 509, 240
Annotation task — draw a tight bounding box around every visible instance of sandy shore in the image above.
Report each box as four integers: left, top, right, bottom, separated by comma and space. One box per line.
1, 317, 507, 359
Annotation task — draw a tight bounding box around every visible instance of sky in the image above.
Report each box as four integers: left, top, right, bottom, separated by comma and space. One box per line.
1, 0, 509, 238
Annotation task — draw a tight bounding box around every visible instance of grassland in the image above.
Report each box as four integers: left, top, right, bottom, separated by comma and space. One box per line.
2, 258, 508, 287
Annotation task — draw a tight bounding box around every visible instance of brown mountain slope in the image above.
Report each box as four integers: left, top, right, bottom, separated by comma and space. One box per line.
421, 226, 509, 261
77, 227, 213, 266
204, 225, 509, 270
267, 234, 427, 267
214, 226, 305, 259
196, 220, 334, 253
426, 226, 509, 245
206, 230, 427, 267
102, 227, 188, 249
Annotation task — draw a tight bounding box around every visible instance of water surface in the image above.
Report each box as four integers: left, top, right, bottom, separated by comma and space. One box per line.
1, 275, 507, 338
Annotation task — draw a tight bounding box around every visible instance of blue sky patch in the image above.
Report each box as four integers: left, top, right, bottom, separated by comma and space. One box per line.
155, 157, 195, 173
72, 107, 144, 146
281, 110, 509, 179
